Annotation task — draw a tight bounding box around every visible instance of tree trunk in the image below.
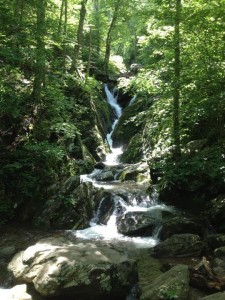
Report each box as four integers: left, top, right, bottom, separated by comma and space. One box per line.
62, 0, 68, 72
103, 0, 122, 74
173, 0, 181, 158
58, 0, 65, 36
32, 0, 46, 103
70, 0, 88, 72
86, 28, 92, 80
93, 0, 101, 54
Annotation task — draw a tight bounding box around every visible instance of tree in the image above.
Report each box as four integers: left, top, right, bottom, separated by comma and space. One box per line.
103, 0, 123, 74
71, 0, 88, 72
32, 0, 46, 102
172, 0, 181, 158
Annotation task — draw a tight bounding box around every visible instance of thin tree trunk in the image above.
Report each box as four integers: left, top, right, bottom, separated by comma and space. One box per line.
103, 0, 122, 74
13, 0, 24, 49
32, 0, 46, 103
173, 0, 181, 158
62, 0, 68, 72
86, 28, 92, 80
58, 0, 65, 36
93, 0, 101, 54
70, 0, 88, 72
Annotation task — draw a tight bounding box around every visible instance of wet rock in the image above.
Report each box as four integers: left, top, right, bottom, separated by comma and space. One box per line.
94, 162, 106, 169
116, 207, 174, 236
116, 211, 157, 236
118, 162, 150, 183
151, 234, 203, 258
96, 194, 115, 225
0, 284, 31, 300
95, 170, 115, 181
33, 182, 104, 230
140, 264, 190, 300
8, 237, 138, 299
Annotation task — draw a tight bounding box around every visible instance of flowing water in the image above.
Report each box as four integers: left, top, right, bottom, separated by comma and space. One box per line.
78, 85, 173, 248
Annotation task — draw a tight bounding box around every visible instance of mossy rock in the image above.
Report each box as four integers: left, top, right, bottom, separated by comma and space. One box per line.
118, 162, 150, 183
120, 133, 143, 164
112, 96, 152, 147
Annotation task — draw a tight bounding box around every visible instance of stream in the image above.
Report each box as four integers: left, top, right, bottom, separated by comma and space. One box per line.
77, 85, 173, 249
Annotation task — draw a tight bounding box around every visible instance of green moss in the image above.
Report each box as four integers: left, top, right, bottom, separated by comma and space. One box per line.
120, 133, 143, 163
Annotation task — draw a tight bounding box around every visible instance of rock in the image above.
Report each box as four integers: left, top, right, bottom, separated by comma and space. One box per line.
0, 284, 31, 300
95, 194, 115, 224
151, 234, 203, 258
61, 176, 80, 195
204, 194, 225, 232
159, 216, 204, 240
116, 207, 173, 236
95, 170, 115, 181
94, 162, 106, 169
120, 133, 143, 164
0, 245, 16, 258
8, 237, 138, 299
199, 292, 225, 299
214, 246, 225, 258
33, 182, 105, 230
117, 211, 156, 236
207, 234, 225, 250
140, 264, 190, 300
118, 162, 150, 183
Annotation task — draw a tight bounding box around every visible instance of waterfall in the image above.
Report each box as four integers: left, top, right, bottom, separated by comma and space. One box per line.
104, 84, 123, 166
77, 85, 174, 248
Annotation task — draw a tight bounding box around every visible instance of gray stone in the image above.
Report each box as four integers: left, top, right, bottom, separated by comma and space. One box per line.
152, 234, 203, 258
214, 246, 225, 258
0, 284, 31, 300
0, 245, 16, 258
118, 162, 150, 183
159, 216, 204, 240
199, 292, 225, 299
141, 264, 190, 300
96, 170, 115, 181
8, 237, 138, 299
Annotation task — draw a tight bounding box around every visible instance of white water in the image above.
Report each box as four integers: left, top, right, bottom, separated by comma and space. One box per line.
104, 85, 123, 166
78, 85, 172, 248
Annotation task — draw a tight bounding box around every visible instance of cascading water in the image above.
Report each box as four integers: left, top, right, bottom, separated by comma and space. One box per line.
104, 84, 123, 166
78, 85, 173, 248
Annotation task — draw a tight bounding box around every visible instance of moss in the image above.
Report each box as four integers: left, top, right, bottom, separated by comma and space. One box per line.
120, 133, 143, 163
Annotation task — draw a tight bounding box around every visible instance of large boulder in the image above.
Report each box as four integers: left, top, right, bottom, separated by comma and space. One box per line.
140, 264, 190, 300
118, 162, 150, 183
0, 284, 31, 300
206, 234, 225, 251
8, 237, 138, 299
159, 216, 204, 241
116, 208, 174, 236
151, 234, 203, 258
199, 292, 225, 299
204, 195, 225, 232
33, 182, 105, 230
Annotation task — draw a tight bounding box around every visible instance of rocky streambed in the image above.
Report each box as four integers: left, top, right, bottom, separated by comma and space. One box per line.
2, 197, 225, 300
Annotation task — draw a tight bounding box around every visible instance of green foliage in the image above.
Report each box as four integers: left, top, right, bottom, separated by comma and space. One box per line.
157, 145, 225, 205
